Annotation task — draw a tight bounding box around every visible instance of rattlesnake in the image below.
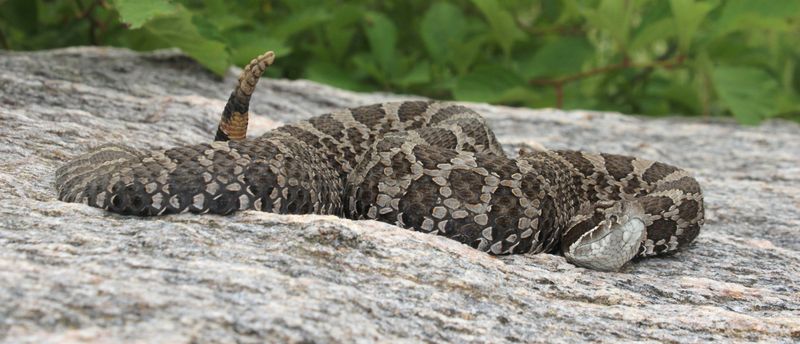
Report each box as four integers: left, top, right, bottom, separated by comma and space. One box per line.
55, 51, 704, 271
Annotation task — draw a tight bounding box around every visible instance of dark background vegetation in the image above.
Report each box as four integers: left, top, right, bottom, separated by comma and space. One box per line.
1, 0, 798, 124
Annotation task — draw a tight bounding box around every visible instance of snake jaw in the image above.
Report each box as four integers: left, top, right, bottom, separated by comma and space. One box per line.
564, 201, 647, 272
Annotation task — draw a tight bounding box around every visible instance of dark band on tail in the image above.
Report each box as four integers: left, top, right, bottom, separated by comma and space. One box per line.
215, 51, 276, 142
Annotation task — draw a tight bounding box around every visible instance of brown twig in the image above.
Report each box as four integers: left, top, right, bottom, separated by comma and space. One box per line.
0, 28, 9, 49
74, 0, 107, 45
613, 45, 678, 113
700, 71, 712, 120
529, 55, 686, 108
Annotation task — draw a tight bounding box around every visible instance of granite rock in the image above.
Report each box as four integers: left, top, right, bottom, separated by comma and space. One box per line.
1, 47, 799, 343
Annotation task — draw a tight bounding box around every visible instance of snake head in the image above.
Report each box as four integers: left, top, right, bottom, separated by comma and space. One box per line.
561, 200, 647, 272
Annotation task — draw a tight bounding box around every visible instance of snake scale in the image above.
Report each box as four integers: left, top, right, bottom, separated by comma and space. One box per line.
55, 51, 704, 271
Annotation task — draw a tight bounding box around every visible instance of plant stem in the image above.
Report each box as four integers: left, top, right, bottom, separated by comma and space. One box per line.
75, 0, 106, 45
0, 28, 9, 49
529, 55, 686, 108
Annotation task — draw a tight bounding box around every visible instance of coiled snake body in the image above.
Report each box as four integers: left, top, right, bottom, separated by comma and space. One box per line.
56, 52, 704, 271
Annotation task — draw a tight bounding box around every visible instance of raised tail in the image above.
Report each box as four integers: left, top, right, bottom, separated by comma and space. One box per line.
56, 50, 283, 213
214, 51, 275, 141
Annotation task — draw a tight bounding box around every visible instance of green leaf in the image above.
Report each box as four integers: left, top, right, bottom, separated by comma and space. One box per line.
420, 3, 467, 64
191, 15, 225, 42
452, 35, 488, 76
563, 85, 601, 109
324, 5, 363, 61
582, 0, 635, 50
629, 18, 675, 52
228, 34, 290, 67
112, 0, 178, 29
193, 0, 245, 31
714, 0, 800, 36
142, 9, 229, 75
395, 61, 431, 88
521, 37, 593, 79
471, 0, 525, 55
0, 0, 38, 34
669, 0, 714, 53
712, 66, 780, 124
453, 65, 525, 102
305, 61, 370, 92
658, 80, 703, 115
775, 91, 800, 115
363, 12, 398, 79
351, 53, 385, 85
271, 8, 331, 40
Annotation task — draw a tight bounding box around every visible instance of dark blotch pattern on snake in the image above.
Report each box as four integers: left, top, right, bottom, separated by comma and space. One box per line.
55, 51, 704, 271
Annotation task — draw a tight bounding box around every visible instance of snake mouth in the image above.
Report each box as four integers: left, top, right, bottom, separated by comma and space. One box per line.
564, 206, 647, 272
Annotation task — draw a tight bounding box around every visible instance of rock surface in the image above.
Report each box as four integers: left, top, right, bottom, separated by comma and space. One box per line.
1, 47, 799, 343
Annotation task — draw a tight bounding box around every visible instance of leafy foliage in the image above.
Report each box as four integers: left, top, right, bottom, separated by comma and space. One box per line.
0, 0, 798, 123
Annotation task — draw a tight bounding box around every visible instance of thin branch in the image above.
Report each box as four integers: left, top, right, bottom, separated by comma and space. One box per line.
529, 55, 687, 108
74, 0, 106, 45
554, 84, 563, 109
0, 28, 9, 49
628, 49, 674, 86
700, 72, 712, 119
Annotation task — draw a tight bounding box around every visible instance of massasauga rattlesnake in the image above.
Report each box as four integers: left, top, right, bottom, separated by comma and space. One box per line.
55, 51, 704, 271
